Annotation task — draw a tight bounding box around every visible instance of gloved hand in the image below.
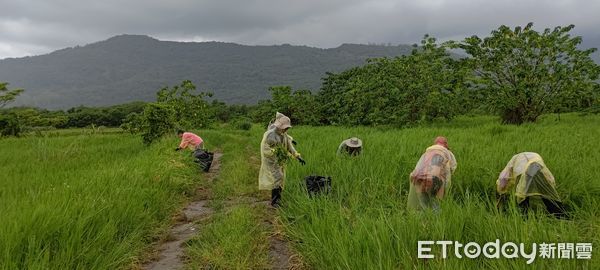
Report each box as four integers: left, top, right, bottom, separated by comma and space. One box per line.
297, 156, 306, 165
175, 147, 181, 151
292, 140, 297, 145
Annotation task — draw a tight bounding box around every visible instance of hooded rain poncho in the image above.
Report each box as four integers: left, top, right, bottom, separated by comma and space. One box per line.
407, 144, 457, 211
496, 152, 561, 204
259, 128, 299, 190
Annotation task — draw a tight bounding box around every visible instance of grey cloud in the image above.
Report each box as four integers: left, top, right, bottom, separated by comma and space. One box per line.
0, 0, 599, 59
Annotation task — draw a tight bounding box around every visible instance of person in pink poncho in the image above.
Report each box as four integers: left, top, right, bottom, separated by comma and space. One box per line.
175, 130, 204, 151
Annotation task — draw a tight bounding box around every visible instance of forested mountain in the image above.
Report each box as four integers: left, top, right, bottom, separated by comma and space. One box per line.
0, 35, 414, 109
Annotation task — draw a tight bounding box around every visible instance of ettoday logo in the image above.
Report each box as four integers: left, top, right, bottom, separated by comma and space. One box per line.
418, 240, 592, 264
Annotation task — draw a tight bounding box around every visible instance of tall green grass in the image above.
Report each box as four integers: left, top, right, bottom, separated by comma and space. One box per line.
185, 205, 270, 269
0, 132, 200, 269
2, 114, 598, 269
280, 113, 600, 269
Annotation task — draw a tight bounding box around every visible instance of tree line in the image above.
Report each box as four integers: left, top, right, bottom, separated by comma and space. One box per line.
264, 24, 599, 126
2, 23, 599, 139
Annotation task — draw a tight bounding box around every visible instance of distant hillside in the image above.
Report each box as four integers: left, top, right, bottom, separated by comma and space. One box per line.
0, 35, 415, 109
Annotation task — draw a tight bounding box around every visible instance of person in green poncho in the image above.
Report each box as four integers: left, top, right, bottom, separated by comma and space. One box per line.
496, 152, 567, 218
407, 136, 457, 211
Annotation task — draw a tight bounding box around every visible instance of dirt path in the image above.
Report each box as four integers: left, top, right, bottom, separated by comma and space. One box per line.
246, 145, 299, 270
142, 152, 223, 270
142, 146, 300, 270
266, 216, 293, 270
220, 197, 296, 270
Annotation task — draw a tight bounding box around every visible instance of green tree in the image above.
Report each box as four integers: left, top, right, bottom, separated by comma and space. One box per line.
319, 35, 466, 126
120, 112, 143, 134
156, 80, 214, 129
0, 82, 24, 108
456, 23, 600, 124
0, 113, 20, 137
291, 89, 320, 125
249, 99, 274, 125
14, 108, 45, 127
252, 86, 319, 126
0, 82, 24, 136
127, 81, 213, 145
139, 103, 176, 145
66, 106, 108, 128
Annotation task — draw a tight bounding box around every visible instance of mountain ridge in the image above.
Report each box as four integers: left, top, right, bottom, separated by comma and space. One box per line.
0, 35, 415, 108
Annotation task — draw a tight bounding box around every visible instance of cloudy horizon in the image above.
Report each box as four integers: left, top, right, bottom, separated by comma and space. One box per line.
1, 0, 600, 60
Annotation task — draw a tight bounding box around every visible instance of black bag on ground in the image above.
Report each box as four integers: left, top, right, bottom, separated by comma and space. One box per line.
305, 175, 332, 196
193, 149, 214, 172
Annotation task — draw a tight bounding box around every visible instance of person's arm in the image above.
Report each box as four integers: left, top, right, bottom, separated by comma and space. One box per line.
496, 158, 515, 193
448, 151, 457, 173
179, 134, 191, 150
285, 136, 299, 157
285, 134, 305, 165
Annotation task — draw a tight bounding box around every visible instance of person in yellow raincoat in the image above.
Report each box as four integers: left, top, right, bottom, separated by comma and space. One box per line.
407, 136, 457, 211
496, 152, 567, 218
259, 113, 306, 207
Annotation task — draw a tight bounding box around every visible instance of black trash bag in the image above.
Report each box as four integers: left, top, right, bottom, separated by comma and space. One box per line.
305, 175, 332, 196
193, 149, 214, 172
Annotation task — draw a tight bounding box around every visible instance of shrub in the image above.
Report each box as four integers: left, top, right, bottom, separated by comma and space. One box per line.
232, 117, 253, 130
0, 113, 21, 137
139, 103, 176, 145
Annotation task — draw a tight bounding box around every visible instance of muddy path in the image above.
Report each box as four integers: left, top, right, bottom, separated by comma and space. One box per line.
266, 216, 293, 270
142, 152, 223, 270
141, 146, 300, 270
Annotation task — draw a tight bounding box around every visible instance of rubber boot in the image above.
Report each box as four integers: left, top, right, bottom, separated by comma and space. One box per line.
271, 187, 282, 208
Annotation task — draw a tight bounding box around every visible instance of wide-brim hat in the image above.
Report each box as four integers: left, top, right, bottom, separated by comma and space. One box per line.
274, 115, 292, 129
344, 137, 362, 147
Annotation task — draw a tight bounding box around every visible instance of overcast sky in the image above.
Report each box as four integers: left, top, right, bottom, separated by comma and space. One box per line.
1, 0, 599, 59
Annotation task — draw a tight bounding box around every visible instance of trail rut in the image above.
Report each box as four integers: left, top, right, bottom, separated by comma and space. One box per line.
142, 152, 223, 270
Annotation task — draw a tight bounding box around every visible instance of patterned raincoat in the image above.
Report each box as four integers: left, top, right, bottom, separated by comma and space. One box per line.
407, 144, 457, 211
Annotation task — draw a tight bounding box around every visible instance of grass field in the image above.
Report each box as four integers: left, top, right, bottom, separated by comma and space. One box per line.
1, 114, 599, 269
0, 130, 203, 269
281, 114, 600, 269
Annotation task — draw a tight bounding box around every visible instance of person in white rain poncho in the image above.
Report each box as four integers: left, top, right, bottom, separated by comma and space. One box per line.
496, 152, 567, 218
407, 136, 457, 211
259, 113, 306, 207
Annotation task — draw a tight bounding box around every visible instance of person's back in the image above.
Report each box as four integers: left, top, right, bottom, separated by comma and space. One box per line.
497, 152, 556, 199
407, 137, 457, 211
176, 130, 204, 151
496, 152, 566, 218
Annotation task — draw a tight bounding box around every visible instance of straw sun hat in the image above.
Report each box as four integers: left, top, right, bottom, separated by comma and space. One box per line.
343, 137, 362, 148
